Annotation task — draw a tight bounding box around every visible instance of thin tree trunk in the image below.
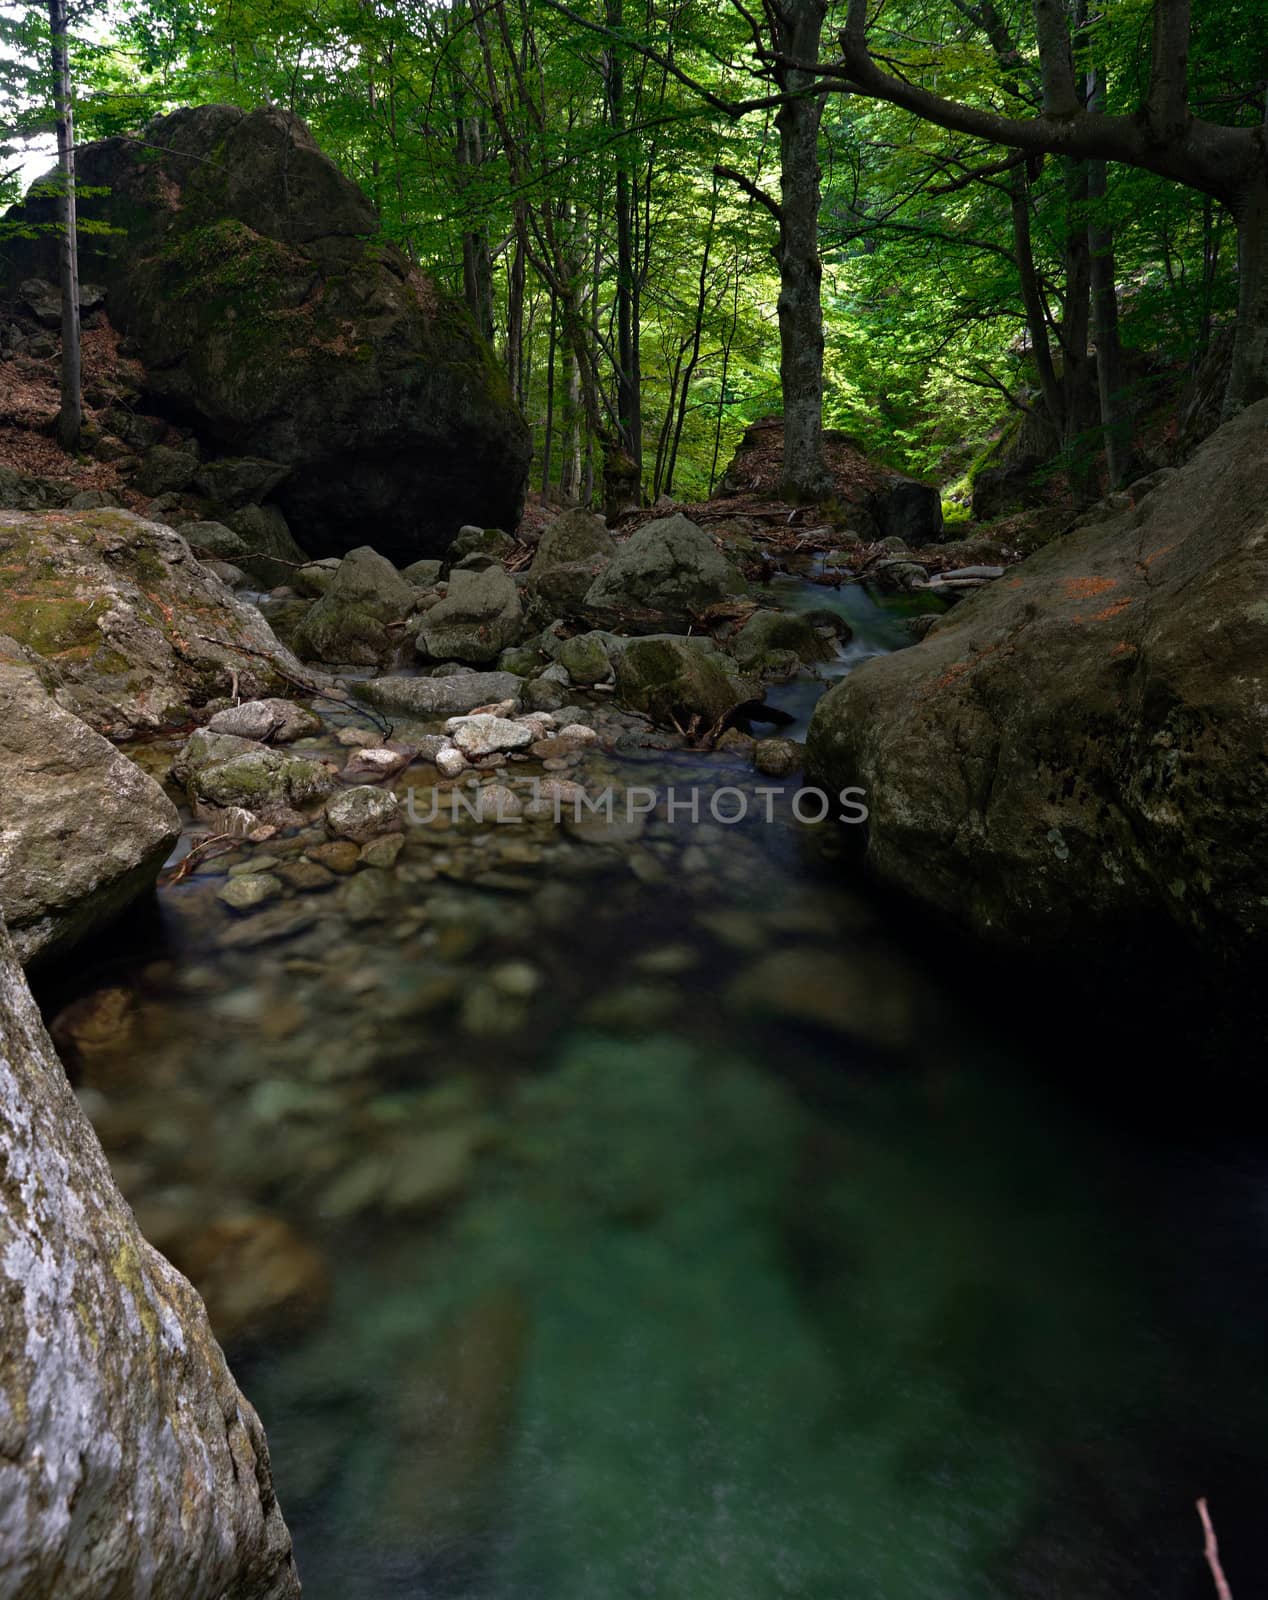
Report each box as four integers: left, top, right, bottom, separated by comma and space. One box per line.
604, 0, 641, 469
542, 290, 557, 497
457, 116, 495, 342
709, 261, 741, 494
49, 0, 80, 453
1086, 64, 1130, 487
1225, 179, 1268, 417
665, 184, 719, 494
506, 204, 527, 403
1010, 166, 1064, 432
1060, 156, 1095, 492
773, 0, 831, 502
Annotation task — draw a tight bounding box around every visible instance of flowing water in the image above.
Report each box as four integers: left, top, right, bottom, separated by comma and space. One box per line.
36, 581, 1268, 1598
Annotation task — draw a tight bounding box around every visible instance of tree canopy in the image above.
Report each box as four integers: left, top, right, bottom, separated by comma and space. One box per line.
2, 0, 1258, 502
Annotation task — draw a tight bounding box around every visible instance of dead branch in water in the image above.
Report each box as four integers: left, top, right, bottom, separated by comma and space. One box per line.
1197, 1498, 1234, 1600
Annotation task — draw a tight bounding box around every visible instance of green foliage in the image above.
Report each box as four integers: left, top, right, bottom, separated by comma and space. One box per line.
6, 0, 1252, 497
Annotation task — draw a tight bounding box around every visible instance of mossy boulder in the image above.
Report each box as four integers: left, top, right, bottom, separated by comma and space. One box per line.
0, 658, 181, 964
1, 104, 531, 560
0, 508, 311, 736
615, 636, 739, 729
805, 400, 1268, 959
417, 565, 525, 664
729, 608, 834, 673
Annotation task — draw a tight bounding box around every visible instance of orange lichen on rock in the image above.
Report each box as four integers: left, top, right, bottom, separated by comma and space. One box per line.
1091, 598, 1133, 623
1063, 575, 1117, 600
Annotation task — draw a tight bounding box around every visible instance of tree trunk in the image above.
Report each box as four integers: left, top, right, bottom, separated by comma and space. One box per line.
604, 0, 641, 472
773, 0, 832, 503
1086, 71, 1130, 487
1060, 155, 1095, 492
457, 116, 495, 343
49, 0, 80, 453
1224, 179, 1268, 417
1010, 166, 1064, 431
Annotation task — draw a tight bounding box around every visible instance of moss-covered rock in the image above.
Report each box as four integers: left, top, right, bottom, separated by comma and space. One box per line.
0, 507, 311, 736
0, 660, 181, 964
2, 104, 531, 560
806, 399, 1268, 958
615, 636, 739, 729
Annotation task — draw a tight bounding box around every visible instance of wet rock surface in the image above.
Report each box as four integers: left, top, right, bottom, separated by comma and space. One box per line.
0, 915, 301, 1599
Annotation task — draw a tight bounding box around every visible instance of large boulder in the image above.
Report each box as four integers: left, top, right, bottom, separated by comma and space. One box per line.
417, 565, 524, 664
584, 514, 745, 630
0, 655, 180, 964
2, 104, 531, 560
0, 508, 311, 736
805, 401, 1268, 959
0, 915, 301, 1598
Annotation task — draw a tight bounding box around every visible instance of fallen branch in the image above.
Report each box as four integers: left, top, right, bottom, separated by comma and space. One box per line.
189, 634, 394, 740
1197, 1498, 1234, 1600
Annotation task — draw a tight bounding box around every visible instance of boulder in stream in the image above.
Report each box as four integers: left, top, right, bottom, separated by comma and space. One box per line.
0, 654, 180, 964
806, 399, 1268, 958
0, 913, 301, 1597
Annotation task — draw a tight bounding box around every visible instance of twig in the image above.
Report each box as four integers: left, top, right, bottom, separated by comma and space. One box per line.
1197, 1498, 1234, 1600
159, 832, 236, 887
189, 634, 394, 740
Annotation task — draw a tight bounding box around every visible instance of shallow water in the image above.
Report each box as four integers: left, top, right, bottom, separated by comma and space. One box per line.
38, 580, 1268, 1598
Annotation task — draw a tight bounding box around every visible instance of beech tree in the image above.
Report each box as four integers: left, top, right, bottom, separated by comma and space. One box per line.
833, 0, 1268, 418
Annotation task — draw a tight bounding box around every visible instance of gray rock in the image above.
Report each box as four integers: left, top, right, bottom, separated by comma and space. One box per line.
218, 872, 284, 911
417, 565, 524, 664
614, 635, 739, 728
730, 609, 833, 671
522, 559, 610, 625
192, 456, 292, 508
293, 558, 342, 596
193, 749, 337, 810
170, 728, 266, 786
530, 508, 615, 573
181, 519, 250, 561
0, 507, 311, 737
401, 558, 443, 587
353, 670, 522, 720
3, 105, 530, 560
805, 398, 1268, 957
0, 660, 181, 964
556, 631, 613, 685
0, 466, 75, 511
871, 475, 943, 544
447, 526, 515, 565
584, 514, 745, 628
754, 737, 803, 777
135, 444, 199, 497
521, 676, 568, 712
325, 785, 402, 842
224, 503, 309, 586
207, 698, 322, 743
67, 489, 119, 510
0, 915, 301, 1598
293, 545, 417, 665
450, 714, 534, 757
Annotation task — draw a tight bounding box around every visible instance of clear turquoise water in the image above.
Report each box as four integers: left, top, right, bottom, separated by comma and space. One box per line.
41, 583, 1268, 1599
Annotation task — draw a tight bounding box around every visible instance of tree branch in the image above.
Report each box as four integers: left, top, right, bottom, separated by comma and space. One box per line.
713, 162, 782, 221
